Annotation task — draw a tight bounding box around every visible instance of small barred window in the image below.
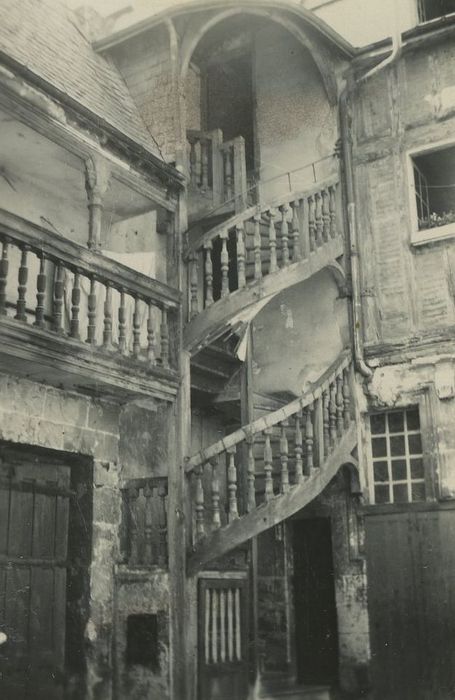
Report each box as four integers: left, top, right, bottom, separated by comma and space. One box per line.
370, 408, 425, 505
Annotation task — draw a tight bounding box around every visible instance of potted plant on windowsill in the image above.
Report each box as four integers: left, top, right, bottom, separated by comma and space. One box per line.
413, 209, 455, 246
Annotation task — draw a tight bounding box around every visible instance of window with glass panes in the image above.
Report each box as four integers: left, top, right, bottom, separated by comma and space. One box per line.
370, 408, 425, 504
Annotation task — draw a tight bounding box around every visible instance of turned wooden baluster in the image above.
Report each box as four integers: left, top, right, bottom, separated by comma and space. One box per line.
290, 201, 301, 261
147, 302, 156, 364
322, 189, 330, 242
315, 192, 323, 247
143, 481, 153, 565
280, 420, 290, 493
0, 239, 9, 316
236, 225, 246, 289
329, 185, 337, 238
160, 305, 170, 368
343, 367, 351, 429
294, 410, 304, 484
118, 290, 127, 353
227, 447, 239, 521
263, 429, 274, 502
224, 150, 233, 201
329, 380, 337, 449
132, 296, 141, 358
211, 459, 221, 528
34, 253, 46, 329
15, 246, 28, 322
247, 437, 256, 512
53, 263, 64, 333
220, 232, 229, 297
253, 214, 262, 281
194, 140, 202, 186
336, 373, 344, 437
204, 242, 214, 306
279, 206, 289, 267
103, 282, 113, 347
201, 140, 209, 191
158, 482, 168, 566
323, 389, 331, 456
190, 141, 197, 186
195, 465, 205, 539
70, 271, 81, 339
308, 195, 316, 252
128, 486, 140, 565
190, 253, 199, 318
268, 210, 277, 273
87, 276, 97, 345
305, 407, 314, 475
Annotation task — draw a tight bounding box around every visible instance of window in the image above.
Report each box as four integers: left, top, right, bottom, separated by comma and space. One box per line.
418, 0, 455, 23
369, 408, 425, 505
410, 145, 455, 244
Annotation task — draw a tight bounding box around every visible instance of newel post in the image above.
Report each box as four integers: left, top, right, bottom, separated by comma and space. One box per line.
85, 155, 111, 251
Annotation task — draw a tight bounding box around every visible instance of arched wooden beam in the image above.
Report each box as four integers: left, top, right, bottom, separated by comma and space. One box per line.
179, 4, 339, 104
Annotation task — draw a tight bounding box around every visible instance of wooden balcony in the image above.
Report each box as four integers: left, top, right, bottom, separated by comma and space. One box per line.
0, 210, 181, 402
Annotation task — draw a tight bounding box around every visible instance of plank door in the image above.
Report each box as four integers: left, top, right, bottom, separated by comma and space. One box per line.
365, 507, 455, 700
0, 459, 71, 699
198, 576, 249, 700
293, 518, 339, 685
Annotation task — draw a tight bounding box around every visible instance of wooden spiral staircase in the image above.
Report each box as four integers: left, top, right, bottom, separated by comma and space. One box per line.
183, 141, 357, 573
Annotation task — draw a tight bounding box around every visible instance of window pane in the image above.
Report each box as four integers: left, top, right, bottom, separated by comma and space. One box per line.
390, 435, 405, 456
391, 459, 407, 481
375, 485, 390, 504
370, 414, 386, 434
411, 483, 426, 502
373, 461, 388, 482
408, 434, 422, 455
406, 409, 420, 431
393, 484, 409, 504
388, 412, 404, 433
372, 437, 387, 458
410, 458, 424, 479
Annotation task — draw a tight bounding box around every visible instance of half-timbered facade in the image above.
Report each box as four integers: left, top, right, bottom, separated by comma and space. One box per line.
2, 0, 455, 698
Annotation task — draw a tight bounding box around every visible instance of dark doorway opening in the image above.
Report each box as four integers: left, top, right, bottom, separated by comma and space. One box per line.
292, 518, 339, 685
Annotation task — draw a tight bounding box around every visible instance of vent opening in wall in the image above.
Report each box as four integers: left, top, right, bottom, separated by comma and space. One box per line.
418, 0, 455, 23
126, 614, 159, 671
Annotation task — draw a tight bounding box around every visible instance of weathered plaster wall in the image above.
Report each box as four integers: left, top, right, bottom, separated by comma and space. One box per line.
252, 270, 349, 397
254, 23, 338, 201
185, 62, 202, 132
108, 28, 181, 162
353, 39, 455, 348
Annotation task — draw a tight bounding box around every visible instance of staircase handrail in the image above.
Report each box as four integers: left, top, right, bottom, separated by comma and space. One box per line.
184, 173, 339, 260
185, 348, 351, 473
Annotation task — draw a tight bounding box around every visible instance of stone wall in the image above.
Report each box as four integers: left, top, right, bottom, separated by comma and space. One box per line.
0, 372, 173, 699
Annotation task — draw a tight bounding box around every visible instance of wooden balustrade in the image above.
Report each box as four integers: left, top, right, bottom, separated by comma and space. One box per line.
187, 130, 247, 215
122, 477, 168, 568
186, 351, 352, 542
0, 210, 180, 370
186, 176, 341, 319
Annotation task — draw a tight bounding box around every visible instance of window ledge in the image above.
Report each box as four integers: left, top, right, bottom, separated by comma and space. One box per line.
411, 222, 455, 247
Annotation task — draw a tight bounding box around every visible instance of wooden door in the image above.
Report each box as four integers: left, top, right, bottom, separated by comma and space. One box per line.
198, 576, 249, 700
0, 458, 71, 699
293, 518, 339, 685
365, 507, 455, 700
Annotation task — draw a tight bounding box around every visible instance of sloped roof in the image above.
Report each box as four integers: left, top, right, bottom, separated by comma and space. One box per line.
0, 0, 161, 157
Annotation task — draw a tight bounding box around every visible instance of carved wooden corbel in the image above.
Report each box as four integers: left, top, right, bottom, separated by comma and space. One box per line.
84, 155, 111, 250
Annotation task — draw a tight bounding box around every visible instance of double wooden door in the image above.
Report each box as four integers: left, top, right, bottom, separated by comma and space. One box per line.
365, 507, 455, 700
0, 455, 71, 698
